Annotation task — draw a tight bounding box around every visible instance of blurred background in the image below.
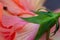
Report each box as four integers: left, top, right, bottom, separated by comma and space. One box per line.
44, 0, 60, 11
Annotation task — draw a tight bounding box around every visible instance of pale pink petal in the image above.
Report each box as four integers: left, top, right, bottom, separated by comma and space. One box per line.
0, 0, 25, 14
15, 23, 40, 40
50, 28, 60, 40
2, 14, 27, 28
0, 0, 36, 17
19, 0, 46, 11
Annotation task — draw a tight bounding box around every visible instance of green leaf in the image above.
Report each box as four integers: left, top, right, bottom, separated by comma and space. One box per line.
34, 16, 57, 40
22, 11, 59, 40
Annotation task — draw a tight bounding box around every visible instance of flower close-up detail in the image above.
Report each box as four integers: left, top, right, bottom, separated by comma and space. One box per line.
0, 0, 60, 40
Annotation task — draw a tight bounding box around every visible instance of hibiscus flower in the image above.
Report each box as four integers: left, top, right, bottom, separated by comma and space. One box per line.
0, 0, 60, 40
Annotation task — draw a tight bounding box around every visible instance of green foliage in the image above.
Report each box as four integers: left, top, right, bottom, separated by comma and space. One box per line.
22, 11, 60, 40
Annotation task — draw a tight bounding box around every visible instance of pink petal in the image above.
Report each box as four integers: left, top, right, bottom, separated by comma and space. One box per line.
15, 23, 40, 40
0, 0, 36, 17
2, 14, 27, 28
